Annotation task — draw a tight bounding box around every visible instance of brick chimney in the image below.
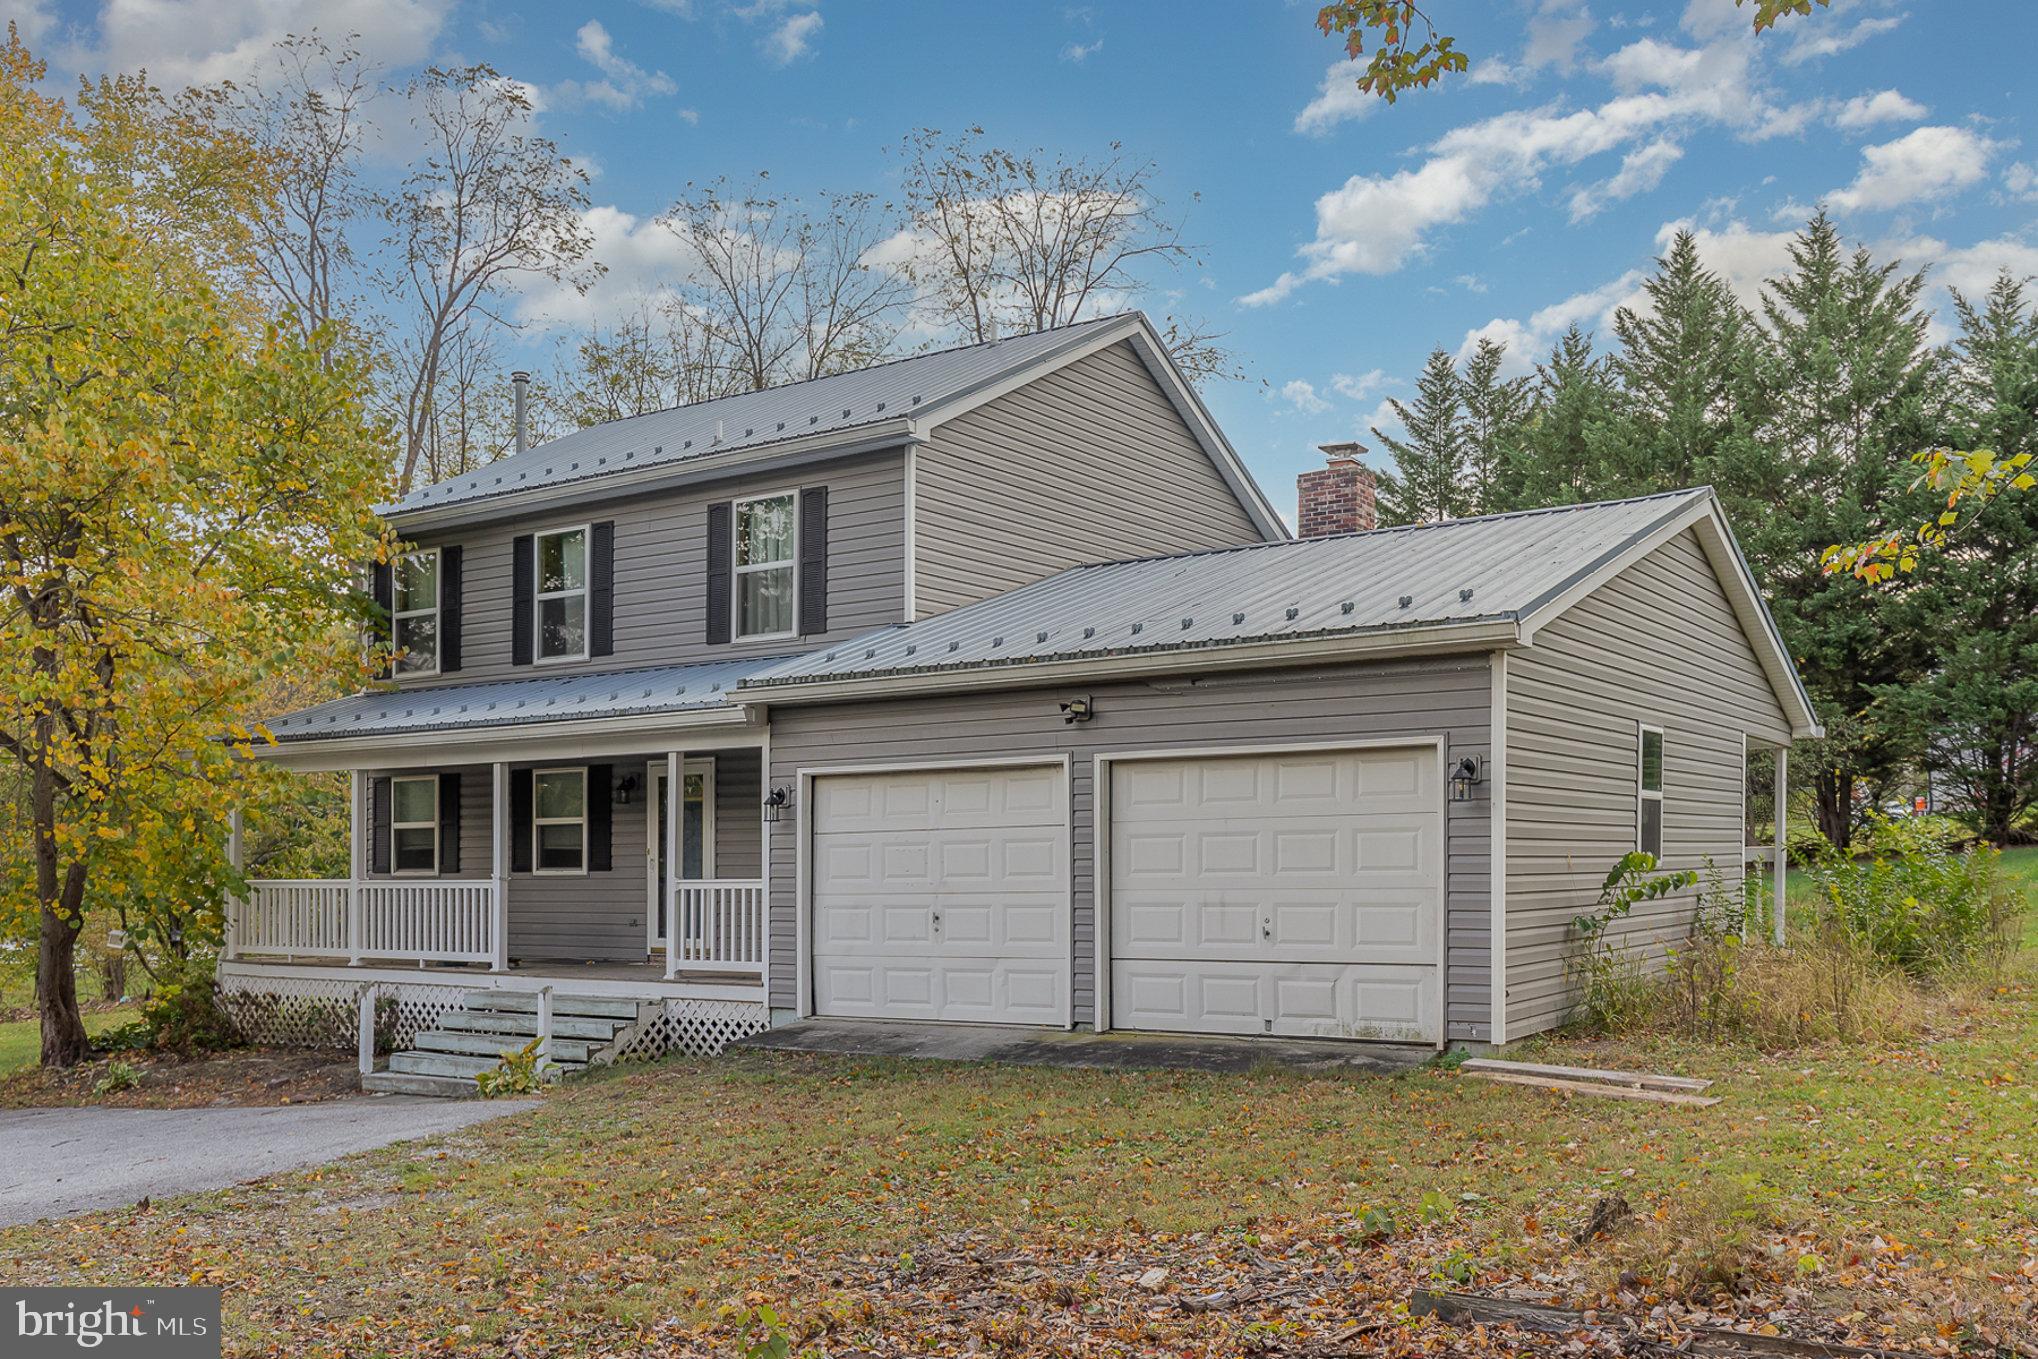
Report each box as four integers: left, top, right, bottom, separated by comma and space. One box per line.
1298, 442, 1378, 537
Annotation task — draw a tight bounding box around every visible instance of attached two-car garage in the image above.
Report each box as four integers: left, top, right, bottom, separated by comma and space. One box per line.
805, 744, 1444, 1043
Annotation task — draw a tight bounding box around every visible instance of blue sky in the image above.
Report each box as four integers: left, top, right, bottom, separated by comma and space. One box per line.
9, 0, 2037, 518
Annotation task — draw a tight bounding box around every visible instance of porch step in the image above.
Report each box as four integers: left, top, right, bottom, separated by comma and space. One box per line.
462, 991, 645, 1021
388, 1049, 579, 1081
412, 1028, 601, 1064
362, 1069, 487, 1099
437, 1011, 632, 1042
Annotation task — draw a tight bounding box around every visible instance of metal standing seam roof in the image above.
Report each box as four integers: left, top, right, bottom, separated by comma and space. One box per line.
383, 314, 1133, 519
260, 655, 789, 743
741, 489, 1715, 690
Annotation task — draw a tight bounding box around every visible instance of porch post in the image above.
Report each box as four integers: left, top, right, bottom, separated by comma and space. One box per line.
1772, 746, 1789, 948
664, 750, 683, 979
492, 761, 510, 972
348, 770, 365, 965
223, 806, 243, 961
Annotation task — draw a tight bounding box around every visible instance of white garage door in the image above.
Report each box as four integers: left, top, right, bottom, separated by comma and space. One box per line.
1108, 746, 1442, 1042
811, 764, 1069, 1025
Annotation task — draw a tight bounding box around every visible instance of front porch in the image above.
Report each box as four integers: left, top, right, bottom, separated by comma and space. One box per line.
228, 738, 773, 998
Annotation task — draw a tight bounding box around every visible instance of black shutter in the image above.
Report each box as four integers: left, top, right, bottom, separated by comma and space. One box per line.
704, 502, 732, 644
369, 776, 391, 875
370, 561, 393, 680
440, 546, 463, 673
590, 521, 615, 658
438, 772, 461, 874
588, 764, 613, 872
511, 534, 535, 666
509, 769, 533, 873
798, 486, 829, 636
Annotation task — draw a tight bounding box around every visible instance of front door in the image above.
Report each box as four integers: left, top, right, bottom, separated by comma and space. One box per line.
647, 760, 715, 950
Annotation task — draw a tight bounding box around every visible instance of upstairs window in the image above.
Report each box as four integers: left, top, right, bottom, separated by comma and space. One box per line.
391, 776, 439, 875
734, 493, 796, 640
534, 768, 588, 874
392, 549, 440, 676
1638, 725, 1665, 860
535, 526, 589, 662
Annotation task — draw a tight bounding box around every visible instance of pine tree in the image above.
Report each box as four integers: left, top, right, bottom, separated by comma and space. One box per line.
1880, 274, 2038, 843
1753, 212, 1940, 849
1457, 337, 1532, 514
1504, 325, 1619, 508
1372, 347, 1471, 523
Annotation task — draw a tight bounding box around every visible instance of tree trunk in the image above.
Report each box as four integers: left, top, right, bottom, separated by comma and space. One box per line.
38, 903, 88, 1068
1813, 769, 1853, 852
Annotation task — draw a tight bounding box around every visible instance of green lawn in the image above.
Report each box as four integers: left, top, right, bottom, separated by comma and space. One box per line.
0, 1008, 133, 1079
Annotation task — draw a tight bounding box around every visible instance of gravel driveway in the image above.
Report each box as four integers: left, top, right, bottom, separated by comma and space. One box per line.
0, 1096, 537, 1227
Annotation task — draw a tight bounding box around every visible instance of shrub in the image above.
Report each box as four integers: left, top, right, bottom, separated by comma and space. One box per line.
91, 1059, 142, 1096
1607, 1176, 1783, 1301
138, 956, 240, 1053
474, 1038, 547, 1097
1804, 815, 2021, 976
1569, 852, 1699, 1029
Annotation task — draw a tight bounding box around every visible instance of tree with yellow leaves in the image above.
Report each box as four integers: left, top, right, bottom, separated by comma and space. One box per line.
0, 32, 391, 1066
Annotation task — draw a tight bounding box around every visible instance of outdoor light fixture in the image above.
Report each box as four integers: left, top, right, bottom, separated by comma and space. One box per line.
763, 786, 791, 823
1449, 754, 1484, 803
614, 773, 639, 806
1060, 695, 1094, 725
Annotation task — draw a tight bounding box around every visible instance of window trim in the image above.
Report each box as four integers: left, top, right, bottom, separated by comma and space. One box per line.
390, 774, 440, 877
532, 523, 593, 666
391, 547, 442, 679
1637, 722, 1665, 860
731, 489, 800, 642
531, 766, 590, 877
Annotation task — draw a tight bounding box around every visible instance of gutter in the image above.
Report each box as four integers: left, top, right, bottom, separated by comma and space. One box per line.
249, 700, 756, 765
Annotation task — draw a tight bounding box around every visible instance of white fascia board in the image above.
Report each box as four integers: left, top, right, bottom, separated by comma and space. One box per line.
251, 705, 764, 772
907, 313, 1290, 544
384, 420, 918, 536
736, 619, 1520, 707
1513, 490, 1822, 741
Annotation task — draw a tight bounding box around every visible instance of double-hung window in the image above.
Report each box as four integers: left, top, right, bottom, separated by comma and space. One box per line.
733, 493, 797, 640
535, 526, 589, 663
533, 768, 588, 874
391, 776, 439, 875
1638, 725, 1665, 860
392, 549, 440, 676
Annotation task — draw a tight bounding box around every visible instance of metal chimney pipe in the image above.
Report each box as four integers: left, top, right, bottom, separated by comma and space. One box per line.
511, 370, 531, 454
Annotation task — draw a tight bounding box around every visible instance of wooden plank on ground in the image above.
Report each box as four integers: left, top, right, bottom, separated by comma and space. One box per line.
1460, 1057, 1713, 1092
1408, 1290, 1929, 1358
1466, 1070, 1721, 1107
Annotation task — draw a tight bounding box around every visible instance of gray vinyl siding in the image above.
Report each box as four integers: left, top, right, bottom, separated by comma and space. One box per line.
764, 655, 1496, 1040
912, 341, 1266, 617
360, 749, 766, 964
1503, 528, 1793, 1039
396, 451, 906, 689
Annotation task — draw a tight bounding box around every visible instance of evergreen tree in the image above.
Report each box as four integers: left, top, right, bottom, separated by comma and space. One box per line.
1457, 337, 1532, 514
1880, 274, 2038, 843
1372, 347, 1471, 523
1752, 212, 1940, 849
1504, 325, 1619, 508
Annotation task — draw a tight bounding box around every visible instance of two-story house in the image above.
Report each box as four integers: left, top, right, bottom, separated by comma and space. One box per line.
223, 311, 1818, 1089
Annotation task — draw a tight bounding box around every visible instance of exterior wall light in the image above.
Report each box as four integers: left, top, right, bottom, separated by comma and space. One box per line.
1060, 696, 1094, 725
1449, 754, 1484, 803
763, 786, 791, 823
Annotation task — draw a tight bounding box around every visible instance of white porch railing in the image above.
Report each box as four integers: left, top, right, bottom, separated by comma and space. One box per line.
231, 880, 499, 967
667, 879, 767, 976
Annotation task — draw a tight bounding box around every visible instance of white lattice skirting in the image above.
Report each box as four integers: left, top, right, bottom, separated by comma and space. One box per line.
215, 972, 768, 1060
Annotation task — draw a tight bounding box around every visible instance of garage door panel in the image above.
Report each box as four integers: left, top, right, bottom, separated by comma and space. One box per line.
1108, 747, 1441, 1043
813, 766, 1070, 1025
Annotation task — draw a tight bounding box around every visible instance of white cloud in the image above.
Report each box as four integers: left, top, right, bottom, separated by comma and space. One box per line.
1568, 137, 1683, 221
1457, 267, 1648, 375
1522, 0, 1595, 73
552, 19, 678, 111
1252, 15, 1808, 302
0, 0, 56, 45
639, 0, 696, 14
1829, 125, 1998, 212
764, 9, 822, 64
512, 205, 700, 329
1331, 369, 1389, 400
1293, 61, 1375, 136
2006, 163, 2038, 204
1059, 38, 1103, 62
677, 107, 702, 126
1831, 89, 1926, 130
66, 0, 450, 86
1362, 397, 1406, 445
1280, 379, 1331, 414
1779, 7, 1902, 65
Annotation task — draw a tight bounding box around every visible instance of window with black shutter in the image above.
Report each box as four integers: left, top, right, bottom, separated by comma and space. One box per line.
370, 561, 393, 680
511, 534, 535, 666
440, 546, 463, 673
369, 776, 392, 874
590, 521, 615, 657
509, 768, 534, 872
705, 501, 732, 643
798, 486, 828, 636
438, 772, 462, 873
